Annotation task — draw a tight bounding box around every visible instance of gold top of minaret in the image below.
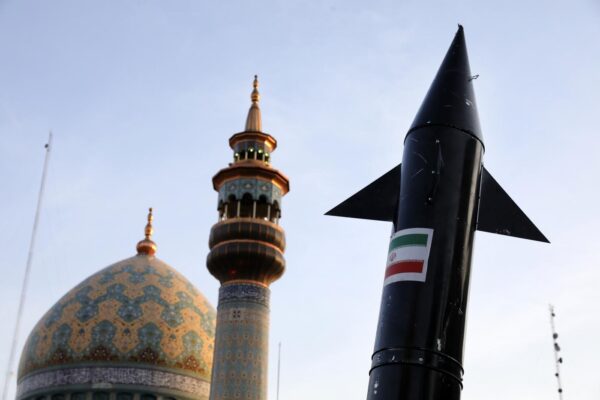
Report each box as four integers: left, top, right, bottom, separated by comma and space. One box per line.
251, 75, 260, 102
136, 207, 157, 256
244, 75, 262, 132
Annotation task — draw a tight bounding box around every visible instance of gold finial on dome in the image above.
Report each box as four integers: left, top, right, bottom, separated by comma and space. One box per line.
245, 75, 262, 132
136, 207, 157, 256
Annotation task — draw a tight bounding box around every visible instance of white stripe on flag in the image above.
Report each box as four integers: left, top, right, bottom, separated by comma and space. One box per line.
387, 246, 429, 267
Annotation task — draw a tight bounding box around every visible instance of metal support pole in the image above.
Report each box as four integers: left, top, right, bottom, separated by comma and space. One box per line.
276, 342, 281, 400
2, 132, 52, 400
549, 304, 564, 400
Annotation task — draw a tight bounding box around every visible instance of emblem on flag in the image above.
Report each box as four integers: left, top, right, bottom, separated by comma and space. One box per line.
384, 228, 434, 285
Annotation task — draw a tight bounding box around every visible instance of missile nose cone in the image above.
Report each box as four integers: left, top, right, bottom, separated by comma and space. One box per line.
409, 26, 483, 143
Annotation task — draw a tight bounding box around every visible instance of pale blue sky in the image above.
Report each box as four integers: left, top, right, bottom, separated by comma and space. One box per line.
1, 1, 600, 399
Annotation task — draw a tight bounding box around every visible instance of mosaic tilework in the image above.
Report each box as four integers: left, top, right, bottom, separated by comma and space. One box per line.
218, 283, 270, 307
18, 255, 216, 385
217, 178, 282, 205
17, 366, 210, 399
209, 283, 270, 400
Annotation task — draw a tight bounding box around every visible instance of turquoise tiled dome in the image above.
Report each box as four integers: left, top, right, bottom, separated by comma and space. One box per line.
17, 254, 216, 400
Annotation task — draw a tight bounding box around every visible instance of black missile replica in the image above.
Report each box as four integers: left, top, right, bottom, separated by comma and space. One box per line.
327, 26, 548, 400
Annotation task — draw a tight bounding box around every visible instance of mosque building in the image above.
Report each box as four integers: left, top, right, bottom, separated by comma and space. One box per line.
14, 77, 288, 400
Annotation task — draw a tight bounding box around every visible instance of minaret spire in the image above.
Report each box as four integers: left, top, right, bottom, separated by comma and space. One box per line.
244, 75, 262, 132
136, 207, 157, 255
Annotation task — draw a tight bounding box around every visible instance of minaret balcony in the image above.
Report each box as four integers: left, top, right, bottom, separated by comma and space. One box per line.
207, 218, 285, 285
209, 218, 286, 251
212, 163, 289, 195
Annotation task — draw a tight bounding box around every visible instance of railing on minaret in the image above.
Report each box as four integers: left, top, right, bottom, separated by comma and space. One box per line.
207, 76, 289, 400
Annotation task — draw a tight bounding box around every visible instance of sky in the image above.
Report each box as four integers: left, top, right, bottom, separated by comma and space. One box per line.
1, 1, 600, 399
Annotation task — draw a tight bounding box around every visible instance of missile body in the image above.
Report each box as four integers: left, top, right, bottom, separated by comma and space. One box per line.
327, 26, 547, 400
368, 129, 482, 400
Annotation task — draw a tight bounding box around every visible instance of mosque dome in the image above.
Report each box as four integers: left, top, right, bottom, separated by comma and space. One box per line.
16, 210, 216, 400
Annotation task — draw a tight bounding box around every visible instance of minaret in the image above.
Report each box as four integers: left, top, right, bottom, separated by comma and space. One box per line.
207, 76, 289, 400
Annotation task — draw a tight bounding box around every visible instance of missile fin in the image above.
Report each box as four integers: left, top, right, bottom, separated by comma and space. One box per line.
477, 166, 549, 242
325, 164, 401, 221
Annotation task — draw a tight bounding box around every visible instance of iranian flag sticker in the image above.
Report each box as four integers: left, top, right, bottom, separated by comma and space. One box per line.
384, 228, 434, 285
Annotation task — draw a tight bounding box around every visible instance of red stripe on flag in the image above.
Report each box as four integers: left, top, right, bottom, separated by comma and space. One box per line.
385, 260, 424, 277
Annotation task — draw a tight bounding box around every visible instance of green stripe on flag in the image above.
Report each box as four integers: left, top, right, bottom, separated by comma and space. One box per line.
388, 233, 428, 251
